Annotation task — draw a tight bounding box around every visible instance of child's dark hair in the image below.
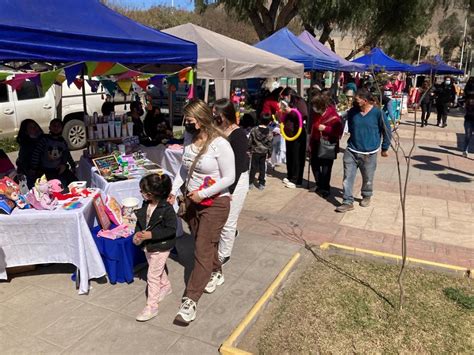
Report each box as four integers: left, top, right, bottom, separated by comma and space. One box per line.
240, 113, 255, 128
49, 118, 63, 127
139, 173, 172, 201
16, 119, 43, 144
259, 113, 272, 126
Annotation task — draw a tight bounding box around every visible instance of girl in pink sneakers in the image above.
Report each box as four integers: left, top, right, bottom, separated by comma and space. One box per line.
133, 174, 177, 321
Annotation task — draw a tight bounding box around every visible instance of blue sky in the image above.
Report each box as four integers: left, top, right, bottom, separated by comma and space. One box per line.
110, 0, 195, 11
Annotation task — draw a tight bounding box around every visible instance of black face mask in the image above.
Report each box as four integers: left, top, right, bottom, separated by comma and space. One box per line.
185, 123, 199, 135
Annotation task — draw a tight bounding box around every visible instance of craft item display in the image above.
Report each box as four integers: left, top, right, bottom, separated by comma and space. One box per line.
97, 224, 133, 240
121, 197, 139, 228
104, 195, 123, 226
85, 112, 138, 158
93, 155, 120, 177
93, 194, 112, 230
0, 176, 29, 214
280, 108, 303, 142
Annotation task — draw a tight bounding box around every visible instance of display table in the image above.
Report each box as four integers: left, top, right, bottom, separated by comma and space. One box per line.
0, 198, 106, 294
91, 225, 146, 284
139, 144, 183, 178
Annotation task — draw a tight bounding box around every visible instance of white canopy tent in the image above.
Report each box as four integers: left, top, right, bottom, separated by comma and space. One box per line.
163, 23, 304, 100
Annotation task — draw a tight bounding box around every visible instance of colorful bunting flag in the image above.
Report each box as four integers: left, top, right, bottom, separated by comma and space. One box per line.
101, 80, 117, 95
149, 74, 165, 87
85, 62, 98, 79
178, 67, 193, 83
0, 72, 12, 81
5, 78, 25, 91
187, 84, 194, 99
30, 75, 42, 87
64, 63, 84, 87
74, 79, 84, 90
102, 63, 129, 76
92, 62, 115, 76
55, 74, 66, 85
134, 80, 149, 91
14, 73, 39, 80
87, 80, 100, 92
117, 79, 132, 94
117, 70, 141, 80
40, 70, 60, 94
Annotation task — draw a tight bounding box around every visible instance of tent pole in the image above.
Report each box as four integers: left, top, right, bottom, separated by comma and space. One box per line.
81, 68, 87, 115
204, 79, 209, 103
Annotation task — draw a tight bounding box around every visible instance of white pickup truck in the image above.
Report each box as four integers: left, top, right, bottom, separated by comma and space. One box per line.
0, 78, 128, 149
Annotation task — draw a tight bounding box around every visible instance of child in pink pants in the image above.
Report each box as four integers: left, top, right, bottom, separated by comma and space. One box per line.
133, 174, 177, 322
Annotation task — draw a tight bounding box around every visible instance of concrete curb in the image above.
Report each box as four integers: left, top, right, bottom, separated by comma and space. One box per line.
219, 252, 301, 355
320, 242, 472, 278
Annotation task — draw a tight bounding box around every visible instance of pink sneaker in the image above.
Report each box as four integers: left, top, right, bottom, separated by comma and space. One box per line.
136, 305, 158, 322
158, 286, 172, 303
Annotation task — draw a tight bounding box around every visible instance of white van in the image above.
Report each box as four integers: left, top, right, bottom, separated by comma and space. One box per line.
0, 77, 129, 150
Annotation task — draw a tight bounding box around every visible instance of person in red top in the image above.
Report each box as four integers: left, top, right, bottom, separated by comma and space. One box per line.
310, 93, 343, 198
261, 87, 283, 115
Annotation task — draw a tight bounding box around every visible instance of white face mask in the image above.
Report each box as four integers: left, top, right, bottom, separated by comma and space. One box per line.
445, 80, 451, 85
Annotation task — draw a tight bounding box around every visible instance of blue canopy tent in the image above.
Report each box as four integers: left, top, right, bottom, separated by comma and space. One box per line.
298, 31, 366, 72
351, 48, 414, 72
0, 0, 197, 66
409, 55, 463, 75
255, 28, 339, 71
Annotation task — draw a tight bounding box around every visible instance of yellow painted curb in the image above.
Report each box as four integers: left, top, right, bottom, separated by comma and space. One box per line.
219, 252, 301, 355
320, 242, 471, 276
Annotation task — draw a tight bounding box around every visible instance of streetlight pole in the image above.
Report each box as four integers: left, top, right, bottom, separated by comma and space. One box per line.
460, 17, 467, 69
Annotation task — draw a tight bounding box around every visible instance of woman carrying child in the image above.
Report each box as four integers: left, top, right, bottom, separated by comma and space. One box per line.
133, 173, 177, 322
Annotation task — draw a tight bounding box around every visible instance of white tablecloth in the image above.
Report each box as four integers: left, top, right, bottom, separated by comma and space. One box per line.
139, 144, 183, 178
0, 198, 106, 294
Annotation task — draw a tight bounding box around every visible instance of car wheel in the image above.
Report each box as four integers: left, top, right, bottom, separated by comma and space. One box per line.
63, 119, 86, 150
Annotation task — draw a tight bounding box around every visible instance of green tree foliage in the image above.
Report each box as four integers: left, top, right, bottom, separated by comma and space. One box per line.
197, 0, 443, 60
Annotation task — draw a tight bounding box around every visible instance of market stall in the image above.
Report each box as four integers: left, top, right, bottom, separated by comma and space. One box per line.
0, 0, 197, 289
350, 48, 415, 72
163, 23, 304, 100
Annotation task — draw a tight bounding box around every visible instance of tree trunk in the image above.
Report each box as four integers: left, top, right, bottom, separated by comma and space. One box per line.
318, 21, 333, 44
303, 23, 316, 37
328, 37, 336, 52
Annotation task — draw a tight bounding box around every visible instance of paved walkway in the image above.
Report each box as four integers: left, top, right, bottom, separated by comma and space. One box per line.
240, 111, 473, 269
1, 110, 472, 354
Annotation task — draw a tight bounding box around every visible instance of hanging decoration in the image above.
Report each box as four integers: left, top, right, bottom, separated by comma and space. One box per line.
117, 79, 132, 94
40, 70, 61, 94
64, 63, 84, 86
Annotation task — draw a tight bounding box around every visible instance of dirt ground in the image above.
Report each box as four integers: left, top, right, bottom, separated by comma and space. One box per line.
238, 251, 473, 354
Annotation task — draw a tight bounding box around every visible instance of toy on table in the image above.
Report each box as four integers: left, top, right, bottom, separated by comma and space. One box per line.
62, 198, 83, 210
0, 176, 29, 213
26, 175, 58, 210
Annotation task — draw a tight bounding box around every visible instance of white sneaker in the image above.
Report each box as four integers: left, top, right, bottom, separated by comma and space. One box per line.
463, 151, 468, 158
204, 271, 225, 293
285, 181, 296, 189
174, 297, 196, 325
136, 305, 159, 322
283, 178, 290, 184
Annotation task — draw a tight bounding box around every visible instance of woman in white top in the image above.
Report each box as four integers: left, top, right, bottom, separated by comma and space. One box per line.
170, 99, 235, 325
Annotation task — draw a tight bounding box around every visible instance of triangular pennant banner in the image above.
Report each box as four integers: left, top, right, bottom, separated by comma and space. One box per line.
85, 62, 98, 78
55, 74, 66, 85
92, 62, 115, 77
64, 63, 84, 87
117, 79, 132, 94
74, 79, 84, 90
5, 78, 25, 91
14, 73, 39, 80
134, 80, 149, 91
117, 70, 141, 80
40, 70, 61, 94
167, 76, 179, 88
101, 80, 117, 95
186, 69, 194, 84
103, 63, 129, 76
187, 84, 194, 99
178, 67, 191, 82
87, 80, 100, 92
149, 74, 165, 86
0, 72, 12, 81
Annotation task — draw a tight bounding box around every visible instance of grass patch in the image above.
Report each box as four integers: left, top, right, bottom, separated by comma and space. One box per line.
0, 137, 18, 153
254, 254, 473, 354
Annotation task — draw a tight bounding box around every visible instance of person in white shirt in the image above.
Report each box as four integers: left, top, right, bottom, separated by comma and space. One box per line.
170, 99, 235, 325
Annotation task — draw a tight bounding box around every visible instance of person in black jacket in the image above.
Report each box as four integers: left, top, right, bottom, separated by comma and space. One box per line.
16, 119, 43, 188
435, 77, 455, 127
133, 173, 177, 322
248, 113, 273, 190
212, 98, 250, 266
419, 80, 435, 127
